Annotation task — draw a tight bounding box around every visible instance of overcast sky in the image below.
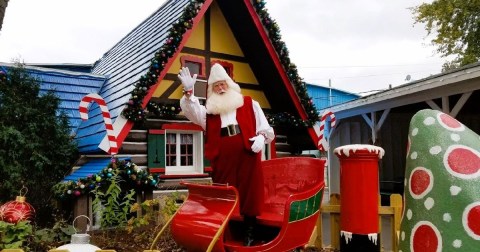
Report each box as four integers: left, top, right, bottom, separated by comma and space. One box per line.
0, 0, 444, 95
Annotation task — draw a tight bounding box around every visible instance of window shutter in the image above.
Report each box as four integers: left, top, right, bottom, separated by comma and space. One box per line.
148, 130, 165, 169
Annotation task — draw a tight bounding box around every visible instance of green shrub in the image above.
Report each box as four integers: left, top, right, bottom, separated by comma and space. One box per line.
0, 221, 32, 250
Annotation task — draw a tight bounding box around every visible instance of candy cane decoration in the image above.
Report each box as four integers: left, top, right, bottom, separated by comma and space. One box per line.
79, 93, 118, 155
318, 110, 336, 152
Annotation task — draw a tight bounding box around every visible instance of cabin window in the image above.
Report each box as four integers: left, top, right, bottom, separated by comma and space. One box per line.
185, 61, 202, 76
148, 129, 203, 175
165, 131, 203, 174
181, 55, 207, 102
166, 133, 193, 166
181, 55, 205, 77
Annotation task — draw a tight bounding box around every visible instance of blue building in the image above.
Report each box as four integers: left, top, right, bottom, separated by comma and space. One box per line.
306, 83, 359, 110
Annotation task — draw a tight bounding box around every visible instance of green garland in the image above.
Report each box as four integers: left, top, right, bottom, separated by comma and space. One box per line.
266, 112, 311, 128
122, 0, 205, 122
146, 101, 182, 119
122, 0, 320, 128
252, 0, 319, 126
52, 157, 159, 199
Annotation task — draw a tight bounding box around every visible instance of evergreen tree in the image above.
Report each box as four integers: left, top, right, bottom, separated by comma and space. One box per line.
0, 63, 78, 227
412, 0, 480, 71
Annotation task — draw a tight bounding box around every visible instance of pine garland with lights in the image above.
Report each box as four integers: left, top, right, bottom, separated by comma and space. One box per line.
266, 111, 311, 128
52, 157, 160, 199
146, 101, 182, 119
252, 0, 320, 127
122, 0, 205, 122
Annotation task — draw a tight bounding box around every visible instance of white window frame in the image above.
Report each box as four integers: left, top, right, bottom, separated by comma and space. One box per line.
164, 130, 203, 175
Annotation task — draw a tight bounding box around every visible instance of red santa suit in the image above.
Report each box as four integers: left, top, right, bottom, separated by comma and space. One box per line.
180, 65, 275, 216
206, 96, 263, 215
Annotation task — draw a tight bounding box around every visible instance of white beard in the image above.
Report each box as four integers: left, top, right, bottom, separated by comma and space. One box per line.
206, 88, 244, 115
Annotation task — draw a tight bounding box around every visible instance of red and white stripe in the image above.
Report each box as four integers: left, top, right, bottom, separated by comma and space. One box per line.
318, 110, 336, 152
79, 93, 118, 155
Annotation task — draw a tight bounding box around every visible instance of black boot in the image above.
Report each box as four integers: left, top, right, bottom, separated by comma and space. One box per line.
243, 215, 256, 246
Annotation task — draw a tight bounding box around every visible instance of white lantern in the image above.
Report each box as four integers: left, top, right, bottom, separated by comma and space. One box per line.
55, 215, 101, 252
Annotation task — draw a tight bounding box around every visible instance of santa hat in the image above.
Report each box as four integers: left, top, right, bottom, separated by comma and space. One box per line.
207, 63, 241, 95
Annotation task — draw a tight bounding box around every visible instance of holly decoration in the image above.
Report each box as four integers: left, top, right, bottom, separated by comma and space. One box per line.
121, 0, 319, 128
0, 187, 35, 224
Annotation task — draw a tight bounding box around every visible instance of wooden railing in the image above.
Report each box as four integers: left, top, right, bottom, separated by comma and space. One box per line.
309, 193, 403, 252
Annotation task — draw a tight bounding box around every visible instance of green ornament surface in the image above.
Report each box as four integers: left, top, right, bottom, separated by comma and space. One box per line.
399, 109, 480, 251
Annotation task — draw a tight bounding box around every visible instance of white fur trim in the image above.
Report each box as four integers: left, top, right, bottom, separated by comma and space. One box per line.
207, 63, 241, 96
208, 63, 230, 84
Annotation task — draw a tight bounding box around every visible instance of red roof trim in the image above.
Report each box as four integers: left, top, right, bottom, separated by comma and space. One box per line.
162, 123, 204, 131
142, 0, 213, 107
115, 121, 133, 151
243, 0, 306, 120
149, 129, 166, 135
115, 0, 214, 150
243, 0, 320, 145
150, 168, 165, 173
116, 0, 319, 149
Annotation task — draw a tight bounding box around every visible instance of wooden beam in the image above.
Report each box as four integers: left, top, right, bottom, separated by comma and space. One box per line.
375, 109, 391, 131
361, 113, 373, 128
426, 99, 441, 111
73, 195, 89, 232
450, 91, 473, 118
362, 111, 391, 144
441, 96, 450, 113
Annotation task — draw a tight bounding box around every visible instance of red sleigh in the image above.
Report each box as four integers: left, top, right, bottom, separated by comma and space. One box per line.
158, 157, 325, 251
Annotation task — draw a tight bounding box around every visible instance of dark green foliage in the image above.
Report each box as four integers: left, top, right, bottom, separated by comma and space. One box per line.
91, 171, 136, 229
0, 62, 78, 227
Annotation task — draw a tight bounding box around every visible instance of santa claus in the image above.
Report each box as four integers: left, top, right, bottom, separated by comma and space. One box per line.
179, 63, 275, 246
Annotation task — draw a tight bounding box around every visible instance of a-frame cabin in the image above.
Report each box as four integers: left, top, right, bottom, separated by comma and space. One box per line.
69, 0, 321, 185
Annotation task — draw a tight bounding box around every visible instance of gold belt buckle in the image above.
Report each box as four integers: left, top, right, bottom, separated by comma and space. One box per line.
227, 124, 237, 136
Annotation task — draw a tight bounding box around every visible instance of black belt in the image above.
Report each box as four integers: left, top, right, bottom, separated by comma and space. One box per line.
220, 124, 241, 137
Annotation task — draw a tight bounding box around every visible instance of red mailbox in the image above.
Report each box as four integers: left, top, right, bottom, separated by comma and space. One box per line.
334, 144, 384, 252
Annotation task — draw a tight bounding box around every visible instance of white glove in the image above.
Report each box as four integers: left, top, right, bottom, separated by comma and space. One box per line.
178, 67, 197, 91
249, 135, 265, 153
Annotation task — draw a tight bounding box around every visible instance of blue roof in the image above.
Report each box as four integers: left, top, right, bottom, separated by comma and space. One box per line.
64, 157, 131, 182
306, 83, 360, 110
64, 158, 108, 182
0, 63, 106, 133
75, 0, 190, 153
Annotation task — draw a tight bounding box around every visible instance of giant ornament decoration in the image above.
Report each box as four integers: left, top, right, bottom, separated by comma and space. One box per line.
55, 215, 101, 252
0, 188, 35, 224
399, 109, 480, 251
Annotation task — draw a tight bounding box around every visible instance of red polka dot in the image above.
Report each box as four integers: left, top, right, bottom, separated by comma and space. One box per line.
439, 113, 462, 128
411, 169, 430, 196
447, 147, 480, 176
466, 205, 480, 237
412, 224, 439, 252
